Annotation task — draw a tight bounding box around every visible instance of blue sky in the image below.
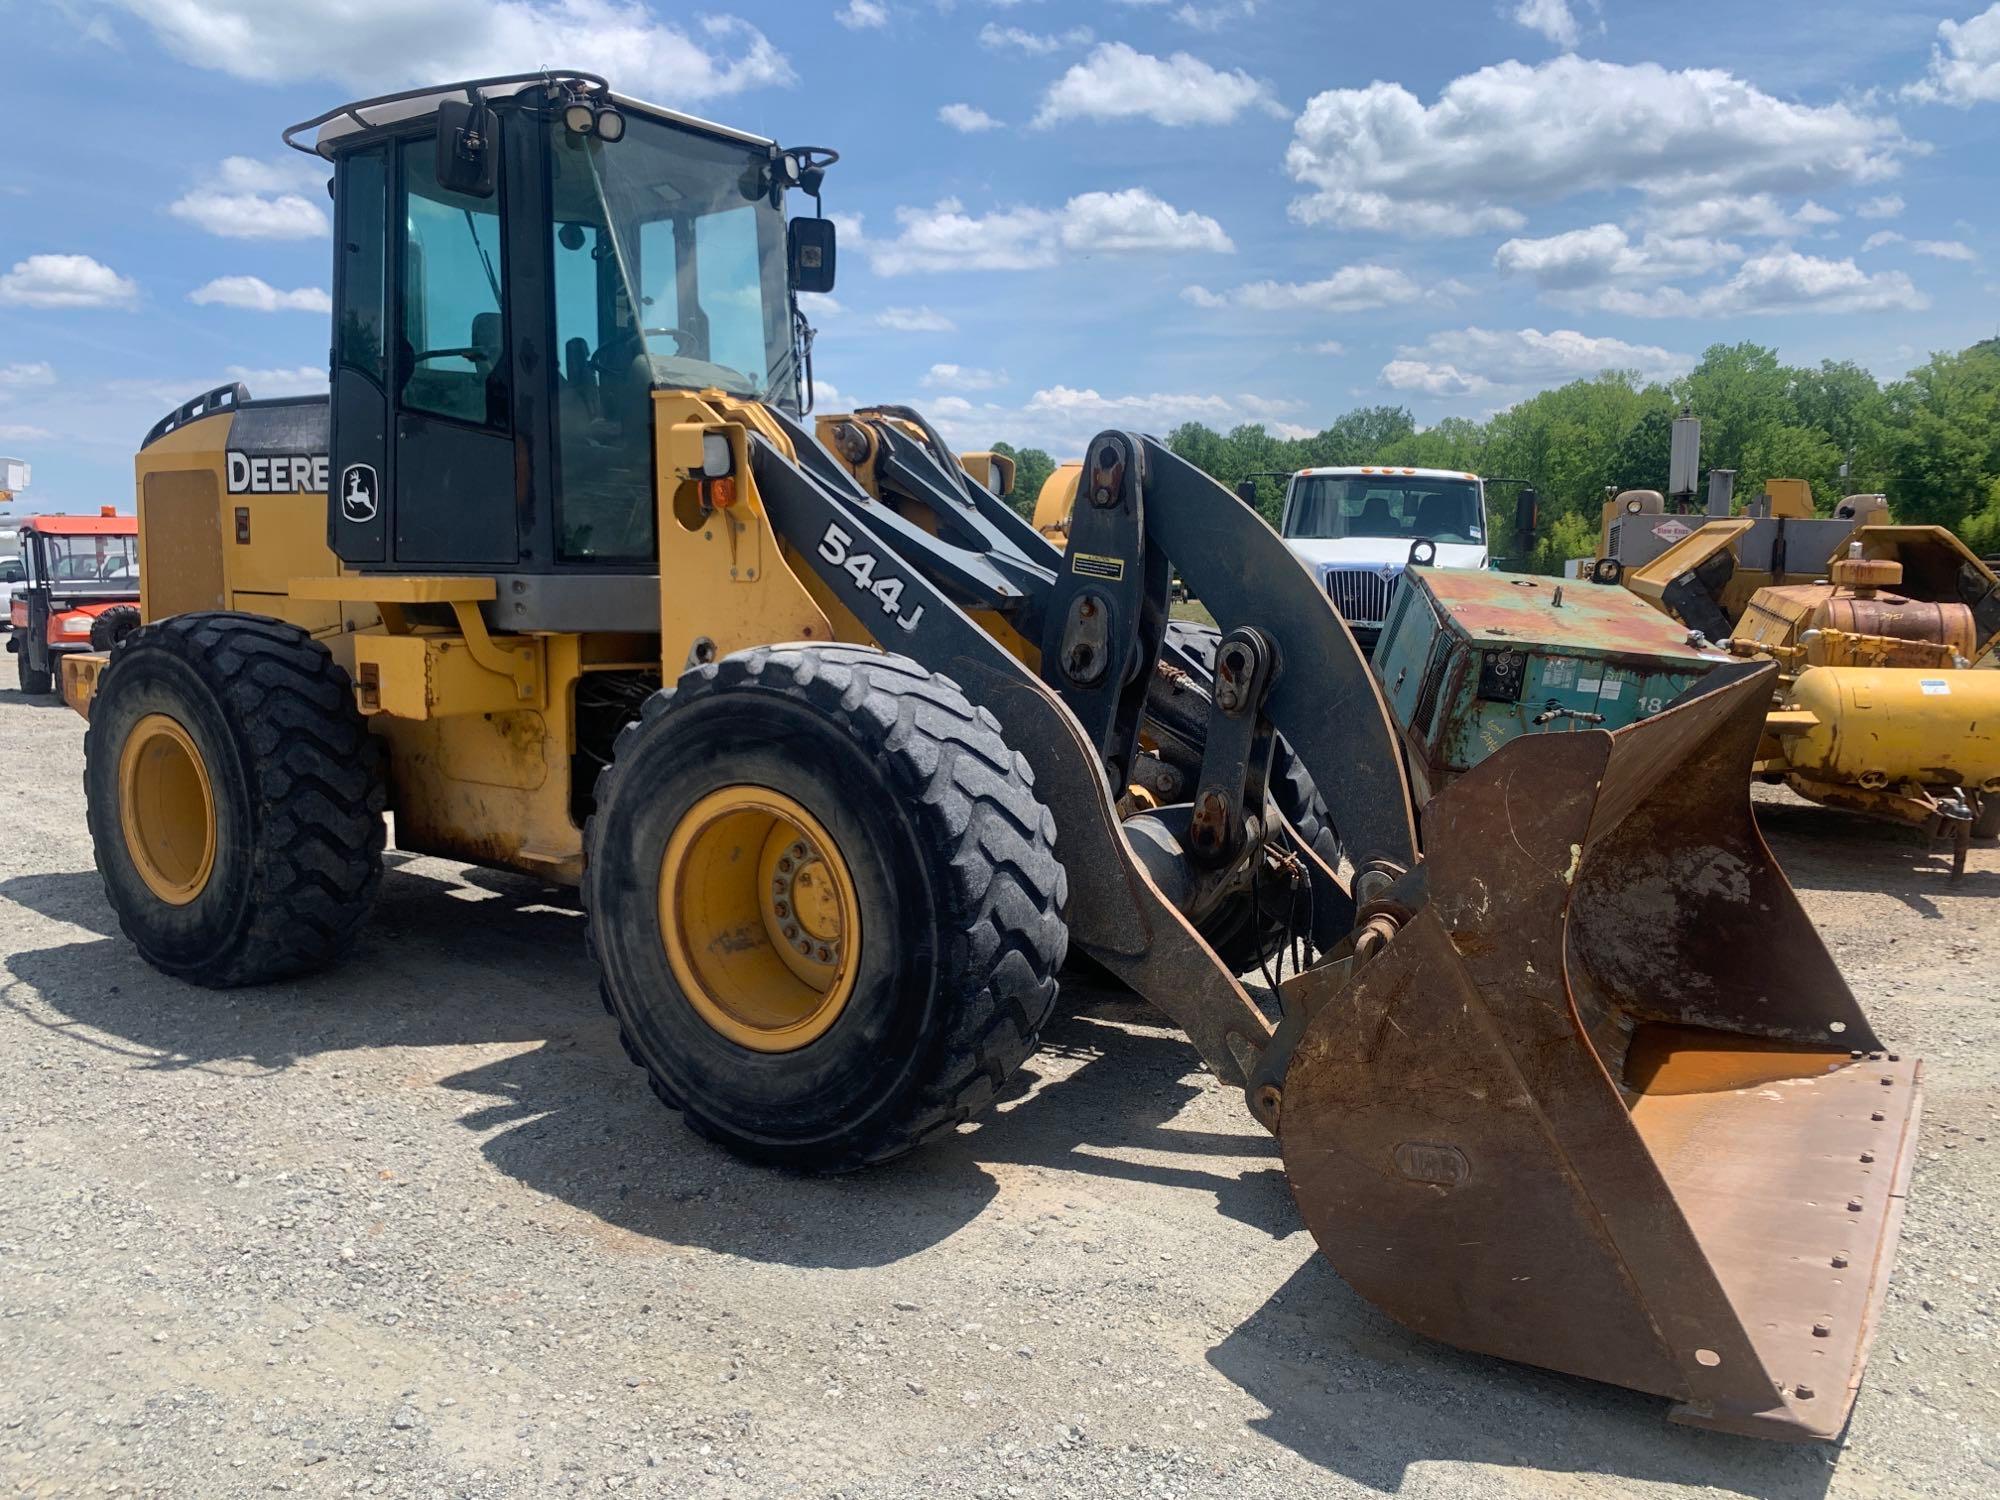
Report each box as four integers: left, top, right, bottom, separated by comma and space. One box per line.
3, 0, 1999, 512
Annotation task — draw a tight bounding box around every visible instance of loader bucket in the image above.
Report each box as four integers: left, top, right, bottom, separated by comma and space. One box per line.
1277, 661, 1920, 1440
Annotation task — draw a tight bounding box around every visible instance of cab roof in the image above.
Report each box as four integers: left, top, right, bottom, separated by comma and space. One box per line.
1296, 466, 1482, 482
292, 72, 775, 159
24, 512, 137, 536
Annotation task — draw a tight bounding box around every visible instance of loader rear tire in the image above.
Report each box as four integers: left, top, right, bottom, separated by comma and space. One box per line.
584, 644, 1068, 1173
1150, 621, 1342, 972
83, 612, 386, 986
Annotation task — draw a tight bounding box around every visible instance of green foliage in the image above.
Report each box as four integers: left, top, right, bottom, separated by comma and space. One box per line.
1861, 341, 2000, 532
1529, 509, 1597, 577
989, 441, 1055, 521
1015, 338, 2000, 576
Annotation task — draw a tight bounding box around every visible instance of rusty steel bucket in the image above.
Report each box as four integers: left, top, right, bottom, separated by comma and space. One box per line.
1276, 662, 1921, 1440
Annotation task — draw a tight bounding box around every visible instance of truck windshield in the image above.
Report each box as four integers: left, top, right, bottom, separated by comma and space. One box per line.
547, 112, 794, 404
1285, 476, 1484, 545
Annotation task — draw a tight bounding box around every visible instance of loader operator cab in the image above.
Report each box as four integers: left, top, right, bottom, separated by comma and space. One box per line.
293, 72, 836, 617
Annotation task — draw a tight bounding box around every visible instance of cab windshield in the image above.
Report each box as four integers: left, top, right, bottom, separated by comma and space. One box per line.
545, 111, 794, 559
1285, 476, 1485, 546
548, 113, 794, 403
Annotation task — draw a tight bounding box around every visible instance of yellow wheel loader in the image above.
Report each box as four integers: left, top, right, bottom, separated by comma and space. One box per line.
65, 72, 1920, 1441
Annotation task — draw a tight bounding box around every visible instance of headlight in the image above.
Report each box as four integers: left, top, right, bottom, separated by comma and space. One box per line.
61, 616, 93, 635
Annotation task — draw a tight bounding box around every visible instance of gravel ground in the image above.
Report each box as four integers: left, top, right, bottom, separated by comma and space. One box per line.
0, 683, 1994, 1499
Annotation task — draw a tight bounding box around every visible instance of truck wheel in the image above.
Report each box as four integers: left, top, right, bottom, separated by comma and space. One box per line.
83, 612, 385, 986
15, 646, 52, 696
89, 604, 142, 652
1149, 620, 1343, 971
584, 644, 1068, 1172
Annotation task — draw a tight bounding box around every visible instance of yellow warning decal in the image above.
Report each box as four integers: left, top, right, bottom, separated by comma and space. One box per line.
1071, 552, 1126, 581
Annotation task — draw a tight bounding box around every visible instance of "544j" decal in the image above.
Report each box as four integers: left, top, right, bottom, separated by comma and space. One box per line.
818, 523, 927, 633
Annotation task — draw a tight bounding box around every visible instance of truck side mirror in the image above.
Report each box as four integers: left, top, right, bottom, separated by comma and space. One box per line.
789, 217, 837, 294
1514, 486, 1540, 542
1234, 479, 1258, 508
435, 100, 495, 198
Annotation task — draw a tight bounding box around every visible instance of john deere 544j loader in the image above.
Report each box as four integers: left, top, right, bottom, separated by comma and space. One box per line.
67, 73, 1918, 1442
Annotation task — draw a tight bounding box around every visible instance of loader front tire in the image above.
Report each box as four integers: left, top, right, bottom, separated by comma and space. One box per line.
83, 613, 385, 986
584, 644, 1067, 1173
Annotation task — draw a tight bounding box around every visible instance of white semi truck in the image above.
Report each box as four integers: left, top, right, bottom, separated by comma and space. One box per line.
1268, 466, 1533, 653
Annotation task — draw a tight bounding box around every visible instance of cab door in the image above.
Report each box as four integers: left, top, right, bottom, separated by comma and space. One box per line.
330, 128, 518, 570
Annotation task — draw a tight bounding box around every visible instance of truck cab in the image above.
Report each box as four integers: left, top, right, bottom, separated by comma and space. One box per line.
1279, 466, 1491, 652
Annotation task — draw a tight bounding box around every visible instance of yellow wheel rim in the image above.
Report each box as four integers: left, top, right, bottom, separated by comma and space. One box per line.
118, 712, 217, 906
659, 785, 862, 1052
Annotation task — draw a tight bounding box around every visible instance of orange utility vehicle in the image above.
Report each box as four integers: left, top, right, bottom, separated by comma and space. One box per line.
7, 509, 140, 694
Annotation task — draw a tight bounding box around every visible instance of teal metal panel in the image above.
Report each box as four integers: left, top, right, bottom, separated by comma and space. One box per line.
1373, 567, 1731, 786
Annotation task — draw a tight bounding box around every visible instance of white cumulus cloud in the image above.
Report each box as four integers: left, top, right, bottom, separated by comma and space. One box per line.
1182, 265, 1428, 313
866, 190, 1232, 276
1495, 224, 1742, 289
834, 1, 887, 30
978, 23, 1093, 55
1857, 194, 1906, 220
1512, 0, 1581, 48
110, 0, 792, 100
0, 362, 57, 392
1381, 326, 1694, 398
0, 254, 139, 309
1908, 3, 2000, 105
189, 275, 332, 313
923, 363, 1008, 392
1034, 42, 1284, 128
875, 306, 957, 332
1593, 251, 1929, 318
938, 103, 1002, 133
1285, 57, 1913, 230
170, 157, 329, 240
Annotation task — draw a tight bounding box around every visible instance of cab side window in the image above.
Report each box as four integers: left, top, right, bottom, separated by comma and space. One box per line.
399, 138, 508, 429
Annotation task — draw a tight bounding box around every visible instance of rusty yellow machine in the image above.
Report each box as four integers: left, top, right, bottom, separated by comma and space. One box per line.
64, 72, 1920, 1441
1622, 517, 2000, 869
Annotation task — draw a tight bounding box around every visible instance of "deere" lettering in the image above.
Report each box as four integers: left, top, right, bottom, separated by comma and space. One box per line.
226, 451, 329, 495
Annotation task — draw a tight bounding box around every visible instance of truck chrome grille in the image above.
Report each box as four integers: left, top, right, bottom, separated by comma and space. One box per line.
1325, 568, 1399, 627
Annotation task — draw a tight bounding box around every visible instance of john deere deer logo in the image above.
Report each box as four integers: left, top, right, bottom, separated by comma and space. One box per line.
340, 463, 378, 523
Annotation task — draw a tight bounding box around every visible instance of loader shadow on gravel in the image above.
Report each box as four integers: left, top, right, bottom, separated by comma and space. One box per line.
1, 859, 1294, 1277
1208, 1261, 1837, 1500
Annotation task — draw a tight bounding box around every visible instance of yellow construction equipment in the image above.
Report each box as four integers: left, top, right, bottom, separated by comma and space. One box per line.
1624, 517, 2000, 868
66, 72, 1921, 1441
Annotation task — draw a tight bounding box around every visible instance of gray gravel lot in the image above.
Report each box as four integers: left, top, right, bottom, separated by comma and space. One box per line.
1, 683, 1995, 1499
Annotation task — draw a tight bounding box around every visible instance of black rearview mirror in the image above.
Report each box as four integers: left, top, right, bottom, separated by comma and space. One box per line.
1234, 479, 1258, 508
789, 217, 837, 294
436, 99, 496, 198
1514, 486, 1540, 542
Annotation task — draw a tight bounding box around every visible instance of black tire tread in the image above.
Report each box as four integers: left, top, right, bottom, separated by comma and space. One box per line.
584, 643, 1067, 1171
84, 612, 385, 986
88, 604, 142, 653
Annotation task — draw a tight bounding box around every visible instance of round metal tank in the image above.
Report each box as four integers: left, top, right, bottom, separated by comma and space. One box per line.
1787, 666, 2000, 787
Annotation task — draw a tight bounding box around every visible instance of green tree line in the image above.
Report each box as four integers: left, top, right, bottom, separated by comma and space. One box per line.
993, 339, 2000, 574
